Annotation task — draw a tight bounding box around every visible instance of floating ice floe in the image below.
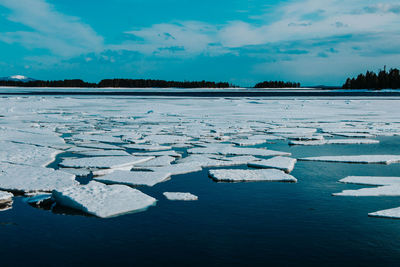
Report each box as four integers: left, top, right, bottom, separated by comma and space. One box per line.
208, 169, 297, 183
59, 156, 154, 170
287, 135, 324, 141
133, 163, 202, 176
248, 156, 297, 173
289, 140, 327, 146
177, 154, 259, 168
52, 181, 157, 218
231, 139, 266, 146
289, 139, 379, 146
0, 163, 77, 193
94, 171, 171, 187
0, 190, 13, 204
163, 192, 198, 201
75, 142, 124, 150
0, 141, 60, 167
59, 168, 91, 177
124, 144, 172, 151
333, 185, 400, 196
76, 149, 131, 157
268, 128, 317, 135
332, 133, 375, 138
133, 156, 175, 167
188, 145, 290, 157
299, 155, 400, 165
369, 207, 400, 219
131, 150, 182, 158
338, 176, 400, 186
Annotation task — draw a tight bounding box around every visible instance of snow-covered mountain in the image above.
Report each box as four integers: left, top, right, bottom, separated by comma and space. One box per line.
0, 75, 36, 82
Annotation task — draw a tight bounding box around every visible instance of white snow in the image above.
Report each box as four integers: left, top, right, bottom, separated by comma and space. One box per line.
163, 192, 198, 201
208, 169, 297, 182
299, 155, 400, 165
94, 171, 171, 187
52, 181, 157, 218
248, 156, 297, 173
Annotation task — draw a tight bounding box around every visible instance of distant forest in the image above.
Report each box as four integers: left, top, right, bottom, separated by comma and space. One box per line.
0, 78, 302, 89
254, 81, 301, 88
0, 79, 233, 88
343, 67, 400, 89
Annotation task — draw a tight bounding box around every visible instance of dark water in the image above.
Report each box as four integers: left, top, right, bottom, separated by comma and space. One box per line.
1, 137, 400, 266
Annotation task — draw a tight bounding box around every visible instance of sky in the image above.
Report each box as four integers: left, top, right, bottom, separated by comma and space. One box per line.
0, 0, 399, 86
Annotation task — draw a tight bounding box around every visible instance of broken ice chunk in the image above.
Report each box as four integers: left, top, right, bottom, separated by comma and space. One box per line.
52, 181, 157, 218
94, 171, 171, 187
0, 190, 13, 204
133, 156, 175, 167
339, 176, 400, 186
0, 163, 78, 193
369, 206, 400, 219
133, 163, 202, 176
124, 144, 172, 151
163, 192, 198, 201
59, 156, 154, 169
333, 185, 400, 196
208, 169, 297, 183
299, 155, 400, 165
248, 156, 297, 173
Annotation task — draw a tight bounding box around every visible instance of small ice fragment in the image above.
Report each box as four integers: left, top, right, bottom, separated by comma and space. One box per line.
299, 155, 400, 165
208, 169, 297, 183
0, 190, 13, 204
163, 192, 198, 201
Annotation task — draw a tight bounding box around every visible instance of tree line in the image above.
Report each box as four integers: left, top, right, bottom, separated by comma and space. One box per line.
0, 79, 233, 88
254, 81, 301, 88
343, 67, 400, 89
0, 78, 303, 89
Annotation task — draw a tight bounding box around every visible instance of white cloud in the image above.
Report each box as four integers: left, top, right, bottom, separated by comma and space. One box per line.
119, 0, 400, 57
0, 0, 103, 57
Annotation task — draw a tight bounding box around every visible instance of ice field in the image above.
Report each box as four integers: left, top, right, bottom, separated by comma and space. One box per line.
1, 95, 400, 265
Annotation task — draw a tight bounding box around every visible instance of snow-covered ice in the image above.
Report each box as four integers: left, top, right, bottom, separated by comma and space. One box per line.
94, 171, 171, 187
248, 156, 297, 173
163, 192, 198, 201
0, 190, 13, 204
339, 176, 400, 186
59, 156, 154, 169
52, 181, 157, 218
300, 155, 400, 165
369, 207, 400, 219
208, 169, 297, 183
0, 163, 78, 193
333, 185, 400, 196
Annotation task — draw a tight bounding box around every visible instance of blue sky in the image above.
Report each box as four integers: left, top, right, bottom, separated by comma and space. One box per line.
0, 0, 399, 86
